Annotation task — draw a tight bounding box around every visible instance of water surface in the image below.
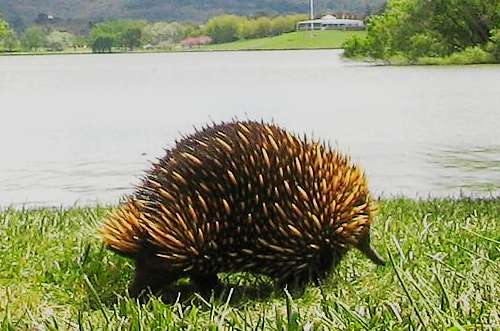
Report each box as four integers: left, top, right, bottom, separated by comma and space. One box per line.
1, 50, 499, 207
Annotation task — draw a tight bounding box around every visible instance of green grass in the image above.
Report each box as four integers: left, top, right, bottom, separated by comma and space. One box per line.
201, 30, 367, 51
1, 199, 499, 330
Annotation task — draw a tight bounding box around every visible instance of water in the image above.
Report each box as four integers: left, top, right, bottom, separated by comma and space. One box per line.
1, 50, 499, 207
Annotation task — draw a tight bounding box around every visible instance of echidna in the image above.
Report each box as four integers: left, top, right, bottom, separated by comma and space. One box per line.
101, 120, 385, 297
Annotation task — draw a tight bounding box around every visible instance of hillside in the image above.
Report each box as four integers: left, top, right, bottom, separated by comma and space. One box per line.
0, 0, 385, 31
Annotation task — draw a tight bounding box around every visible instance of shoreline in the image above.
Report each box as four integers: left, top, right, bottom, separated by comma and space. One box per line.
3, 47, 499, 66
0, 30, 360, 57
0, 46, 345, 57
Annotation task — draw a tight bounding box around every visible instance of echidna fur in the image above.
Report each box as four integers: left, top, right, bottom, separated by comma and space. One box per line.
101, 120, 385, 297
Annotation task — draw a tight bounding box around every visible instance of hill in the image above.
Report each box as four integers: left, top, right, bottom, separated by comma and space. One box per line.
0, 0, 385, 31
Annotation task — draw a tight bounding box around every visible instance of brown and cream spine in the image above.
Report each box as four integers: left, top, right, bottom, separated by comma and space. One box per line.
100, 120, 385, 296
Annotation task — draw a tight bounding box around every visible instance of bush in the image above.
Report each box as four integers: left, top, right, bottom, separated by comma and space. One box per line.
418, 46, 493, 65
20, 26, 47, 51
446, 46, 493, 64
343, 35, 369, 58
180, 36, 212, 48
0, 17, 17, 51
205, 15, 240, 44
270, 14, 307, 36
143, 22, 191, 46
121, 27, 142, 50
253, 17, 272, 38
387, 52, 410, 65
1, 31, 18, 52
408, 32, 448, 60
47, 31, 76, 51
208, 14, 307, 43
91, 36, 113, 53
88, 20, 146, 50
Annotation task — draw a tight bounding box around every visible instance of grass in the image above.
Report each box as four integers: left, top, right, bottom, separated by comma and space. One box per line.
200, 30, 367, 51
1, 199, 499, 330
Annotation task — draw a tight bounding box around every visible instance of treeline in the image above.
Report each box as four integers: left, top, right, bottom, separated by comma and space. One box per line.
0, 13, 308, 53
205, 14, 307, 44
343, 0, 500, 64
88, 20, 199, 52
0, 24, 85, 52
0, 16, 200, 52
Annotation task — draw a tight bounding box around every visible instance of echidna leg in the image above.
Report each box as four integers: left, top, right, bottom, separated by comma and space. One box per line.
129, 254, 178, 298
191, 273, 221, 293
357, 235, 386, 266
277, 271, 310, 291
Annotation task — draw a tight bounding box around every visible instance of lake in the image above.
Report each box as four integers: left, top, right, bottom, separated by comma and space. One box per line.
1, 50, 499, 207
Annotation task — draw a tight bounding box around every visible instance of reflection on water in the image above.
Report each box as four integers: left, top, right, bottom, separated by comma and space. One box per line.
424, 145, 500, 193
0, 50, 499, 207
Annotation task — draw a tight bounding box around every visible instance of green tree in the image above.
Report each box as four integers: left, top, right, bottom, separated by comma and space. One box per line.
253, 17, 272, 38
418, 0, 500, 48
270, 15, 303, 36
91, 36, 113, 53
89, 20, 146, 50
0, 16, 17, 52
238, 17, 257, 39
2, 32, 18, 52
205, 15, 241, 44
47, 30, 76, 51
121, 27, 142, 50
0, 17, 9, 39
344, 0, 500, 63
488, 29, 500, 62
143, 22, 191, 46
20, 26, 47, 51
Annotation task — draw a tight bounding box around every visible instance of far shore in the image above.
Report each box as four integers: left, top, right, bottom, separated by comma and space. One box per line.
0, 47, 345, 57
0, 30, 360, 57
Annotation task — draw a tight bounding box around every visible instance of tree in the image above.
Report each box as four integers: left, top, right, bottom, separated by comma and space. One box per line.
91, 36, 113, 53
88, 20, 146, 50
0, 17, 9, 39
253, 17, 272, 38
180, 36, 212, 48
20, 26, 47, 51
143, 22, 191, 46
344, 0, 500, 63
270, 16, 294, 36
121, 27, 142, 50
488, 29, 500, 62
47, 30, 76, 51
2, 31, 19, 52
238, 17, 256, 39
205, 15, 241, 44
1, 17, 16, 51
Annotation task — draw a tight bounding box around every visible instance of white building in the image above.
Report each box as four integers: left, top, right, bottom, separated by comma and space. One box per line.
297, 15, 365, 31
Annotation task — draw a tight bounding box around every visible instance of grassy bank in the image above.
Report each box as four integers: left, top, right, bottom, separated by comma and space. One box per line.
201, 30, 366, 51
1, 199, 499, 330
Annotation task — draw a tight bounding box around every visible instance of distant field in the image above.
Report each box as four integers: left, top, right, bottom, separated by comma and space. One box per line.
0, 31, 366, 57
1, 199, 499, 329
201, 30, 367, 51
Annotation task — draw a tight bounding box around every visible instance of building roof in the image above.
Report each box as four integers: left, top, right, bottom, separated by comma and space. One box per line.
298, 15, 364, 26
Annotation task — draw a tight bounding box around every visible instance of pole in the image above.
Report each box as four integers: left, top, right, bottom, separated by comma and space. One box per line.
310, 0, 314, 30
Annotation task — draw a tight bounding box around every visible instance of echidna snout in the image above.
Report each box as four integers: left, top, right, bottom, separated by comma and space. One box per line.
357, 235, 386, 266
